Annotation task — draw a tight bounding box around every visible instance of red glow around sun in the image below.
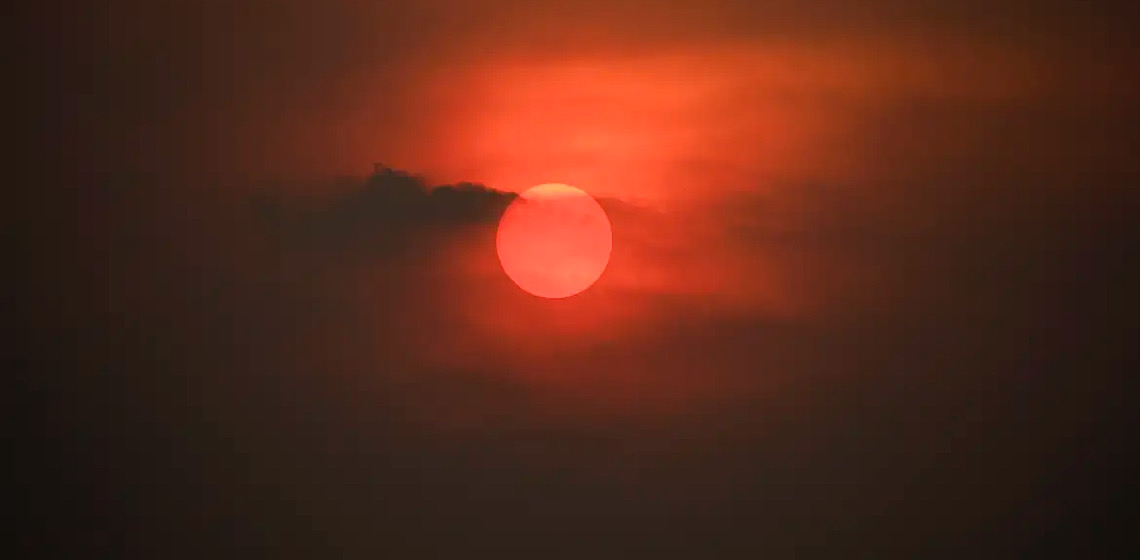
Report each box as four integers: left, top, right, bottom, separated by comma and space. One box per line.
496, 184, 612, 299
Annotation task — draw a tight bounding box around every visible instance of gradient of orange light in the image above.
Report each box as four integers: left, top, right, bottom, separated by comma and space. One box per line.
344, 37, 1055, 420
408, 38, 1045, 206
420, 47, 823, 204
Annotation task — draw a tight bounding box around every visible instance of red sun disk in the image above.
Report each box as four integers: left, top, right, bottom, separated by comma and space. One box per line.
496, 184, 613, 299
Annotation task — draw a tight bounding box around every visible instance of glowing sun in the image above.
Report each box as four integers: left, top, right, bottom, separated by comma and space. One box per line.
496, 183, 612, 299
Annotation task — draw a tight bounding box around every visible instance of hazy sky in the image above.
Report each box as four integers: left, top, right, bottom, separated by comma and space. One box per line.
46, 1, 1136, 192
20, 1, 1139, 557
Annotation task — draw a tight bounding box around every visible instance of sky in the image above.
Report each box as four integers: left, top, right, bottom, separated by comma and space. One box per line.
18, 1, 1140, 557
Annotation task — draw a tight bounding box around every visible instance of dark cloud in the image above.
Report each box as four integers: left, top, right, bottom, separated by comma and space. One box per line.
256, 165, 517, 260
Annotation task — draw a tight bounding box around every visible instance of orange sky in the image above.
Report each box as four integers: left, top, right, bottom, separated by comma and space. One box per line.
84, 0, 1135, 206
126, 0, 1130, 396
405, 37, 1055, 204
74, 0, 1139, 404
28, 4, 1140, 550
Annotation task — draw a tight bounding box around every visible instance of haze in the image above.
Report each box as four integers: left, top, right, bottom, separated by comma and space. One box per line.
18, 1, 1138, 558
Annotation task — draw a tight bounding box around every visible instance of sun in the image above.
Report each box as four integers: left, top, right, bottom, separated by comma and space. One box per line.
496, 183, 612, 299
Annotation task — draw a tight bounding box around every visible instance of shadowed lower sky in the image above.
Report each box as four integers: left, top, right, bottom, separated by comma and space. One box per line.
16, 1, 1140, 558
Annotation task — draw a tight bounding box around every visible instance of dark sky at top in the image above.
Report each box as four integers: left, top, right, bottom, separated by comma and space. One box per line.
14, 1, 1140, 558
